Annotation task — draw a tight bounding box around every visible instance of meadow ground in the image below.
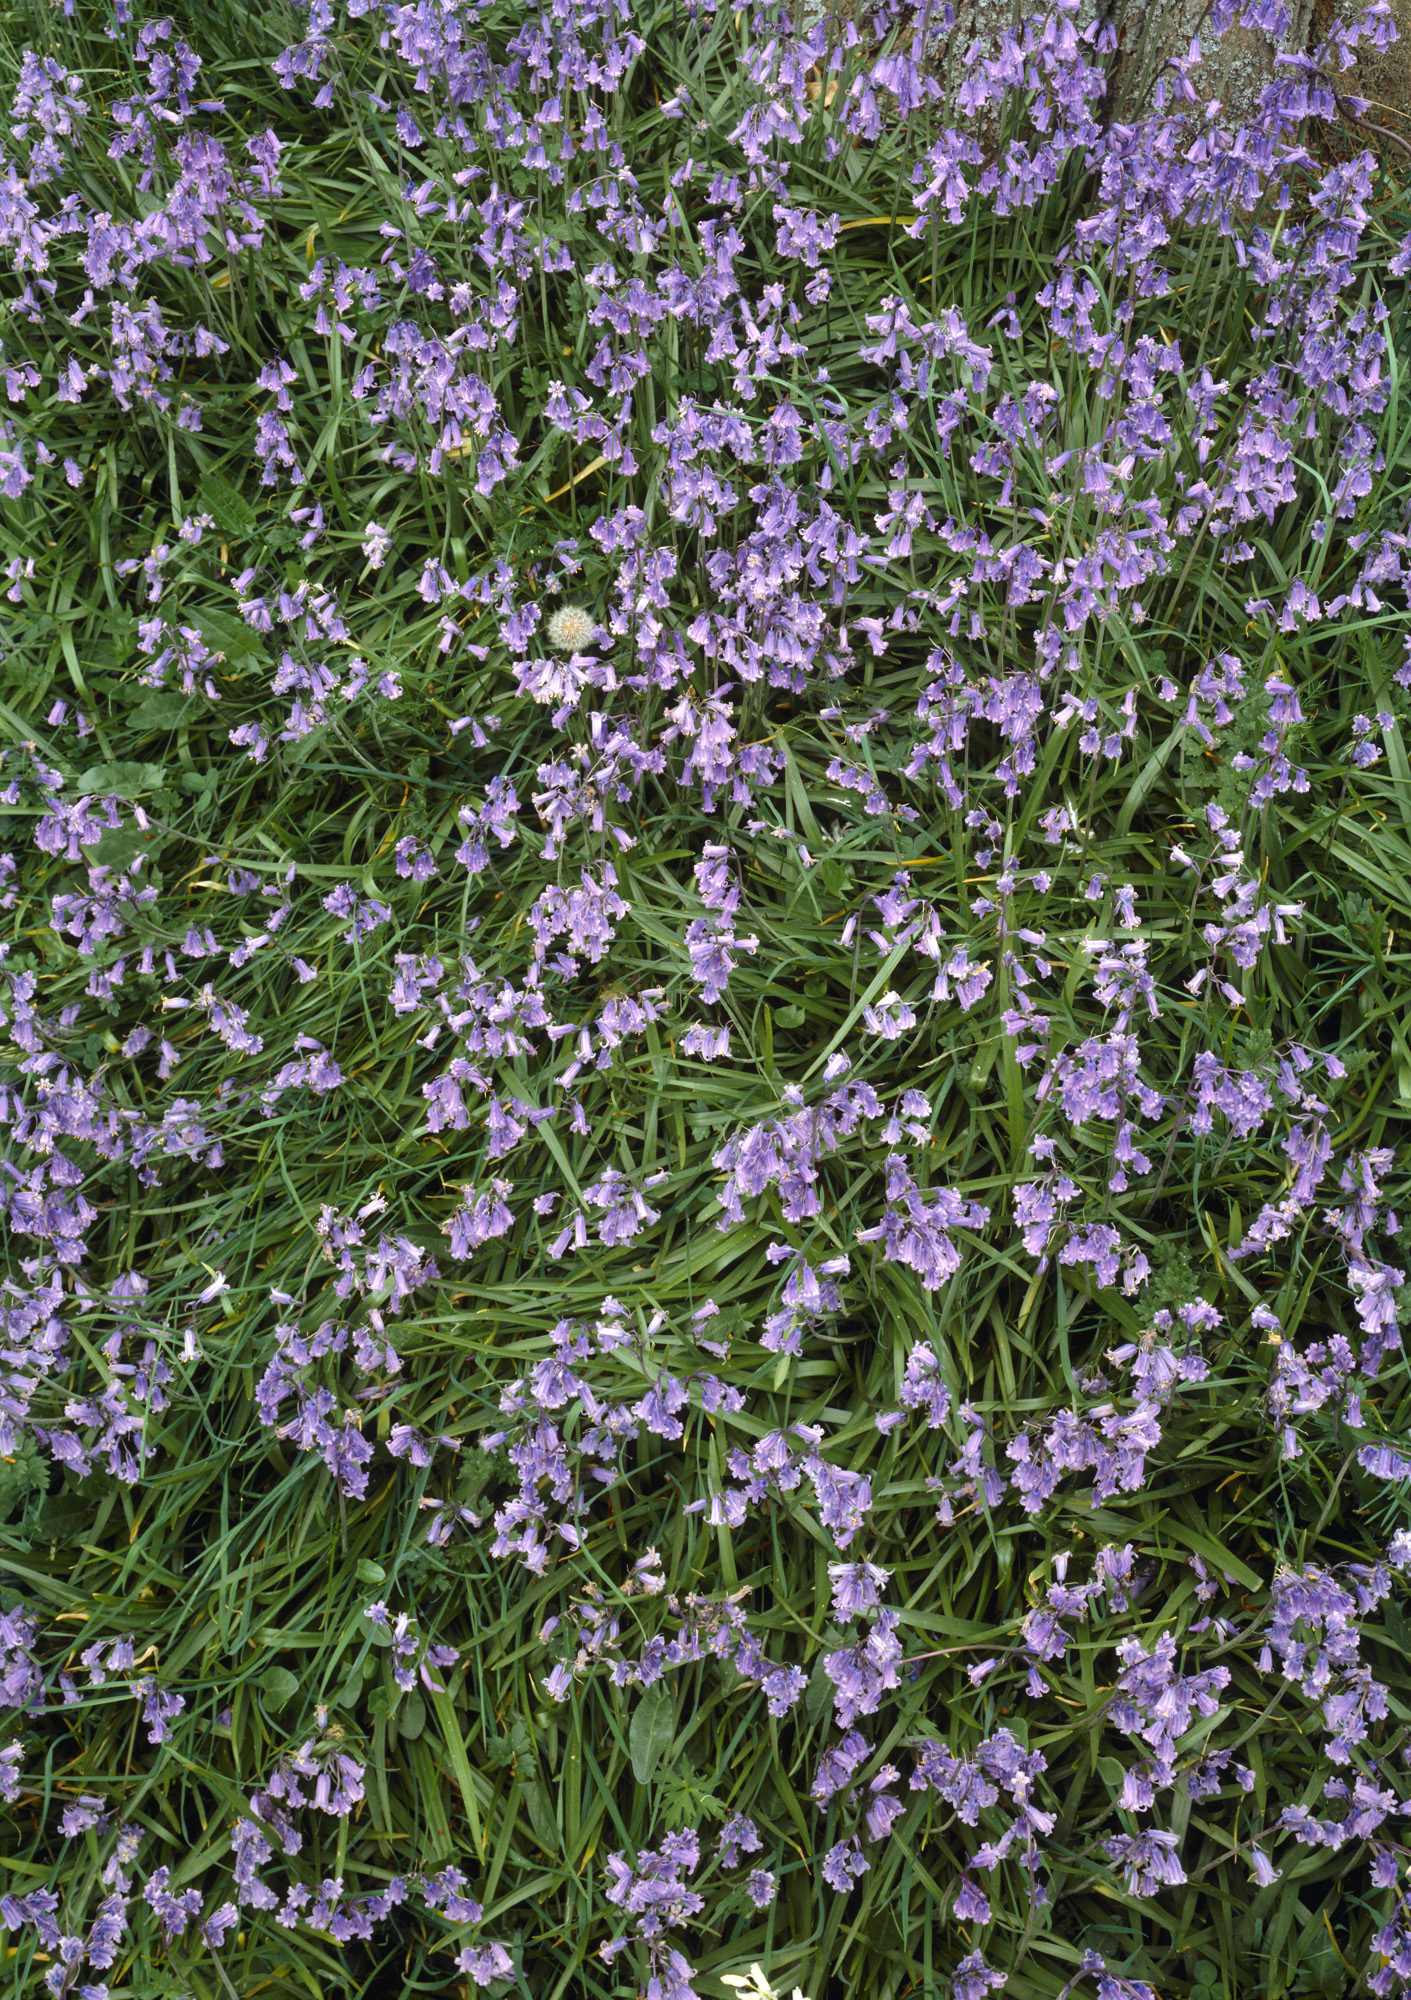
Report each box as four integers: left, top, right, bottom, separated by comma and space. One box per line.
4, 3, 1411, 1999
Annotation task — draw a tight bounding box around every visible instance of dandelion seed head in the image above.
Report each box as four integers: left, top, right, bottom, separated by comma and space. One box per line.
546, 603, 596, 652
